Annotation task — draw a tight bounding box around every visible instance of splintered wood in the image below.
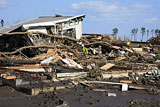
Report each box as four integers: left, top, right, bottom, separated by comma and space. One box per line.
100, 63, 115, 70
115, 57, 126, 62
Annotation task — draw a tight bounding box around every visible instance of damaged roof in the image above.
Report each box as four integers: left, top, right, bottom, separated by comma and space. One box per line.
0, 14, 85, 36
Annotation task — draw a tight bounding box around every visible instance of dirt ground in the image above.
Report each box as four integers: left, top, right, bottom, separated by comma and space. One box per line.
128, 99, 160, 107
0, 84, 160, 107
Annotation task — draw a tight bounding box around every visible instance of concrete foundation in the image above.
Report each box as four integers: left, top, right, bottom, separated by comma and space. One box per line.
2, 79, 22, 87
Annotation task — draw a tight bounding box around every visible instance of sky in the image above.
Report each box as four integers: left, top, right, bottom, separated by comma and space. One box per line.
0, 0, 160, 41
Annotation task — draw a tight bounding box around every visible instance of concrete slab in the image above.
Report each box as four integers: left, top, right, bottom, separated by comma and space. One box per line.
18, 86, 54, 95
2, 79, 22, 87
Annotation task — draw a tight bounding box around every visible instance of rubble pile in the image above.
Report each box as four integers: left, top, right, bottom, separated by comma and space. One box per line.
148, 35, 160, 45
0, 14, 159, 106
0, 32, 126, 70
0, 32, 160, 98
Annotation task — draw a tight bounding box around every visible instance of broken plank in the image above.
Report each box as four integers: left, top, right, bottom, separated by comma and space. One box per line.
123, 48, 133, 53
56, 72, 87, 78
129, 85, 147, 90
120, 80, 132, 84
157, 90, 160, 93
115, 57, 126, 62
104, 69, 151, 74
4, 76, 17, 79
112, 46, 121, 50
1, 45, 56, 55
100, 63, 115, 70
3, 65, 48, 69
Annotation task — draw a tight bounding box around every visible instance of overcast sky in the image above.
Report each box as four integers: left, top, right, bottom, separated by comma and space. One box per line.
0, 0, 160, 41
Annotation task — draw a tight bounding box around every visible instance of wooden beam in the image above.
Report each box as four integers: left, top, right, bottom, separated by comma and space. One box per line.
4, 76, 17, 79
100, 63, 115, 70
115, 57, 126, 62
1, 45, 56, 55
103, 69, 151, 74
120, 80, 132, 84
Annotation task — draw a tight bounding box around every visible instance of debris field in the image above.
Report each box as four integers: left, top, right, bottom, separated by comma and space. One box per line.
0, 27, 160, 106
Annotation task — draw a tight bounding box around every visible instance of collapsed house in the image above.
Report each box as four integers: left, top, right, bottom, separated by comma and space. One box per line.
0, 14, 85, 54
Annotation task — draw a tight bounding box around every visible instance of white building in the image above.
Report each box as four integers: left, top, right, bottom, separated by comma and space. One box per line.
0, 14, 85, 52
0, 14, 85, 40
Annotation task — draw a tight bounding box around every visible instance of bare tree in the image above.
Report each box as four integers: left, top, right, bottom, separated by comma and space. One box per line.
141, 27, 145, 42
155, 29, 160, 43
131, 28, 138, 41
151, 29, 154, 37
147, 29, 149, 40
134, 28, 138, 41
155, 29, 160, 36
1, 19, 4, 27
131, 28, 135, 41
112, 28, 118, 38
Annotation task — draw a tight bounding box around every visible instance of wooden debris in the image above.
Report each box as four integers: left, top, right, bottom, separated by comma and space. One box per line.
104, 70, 151, 74
120, 80, 132, 84
0, 30, 159, 97
0, 32, 79, 42
4, 76, 17, 79
80, 81, 128, 91
115, 57, 126, 62
100, 63, 115, 70
112, 46, 121, 50
129, 85, 148, 90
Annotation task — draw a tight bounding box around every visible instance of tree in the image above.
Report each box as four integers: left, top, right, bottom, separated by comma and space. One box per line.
131, 28, 138, 41
131, 28, 135, 41
146, 30, 149, 40
155, 29, 160, 43
134, 28, 138, 41
155, 29, 160, 36
141, 27, 145, 42
112, 28, 118, 38
151, 29, 154, 37
0, 19, 4, 27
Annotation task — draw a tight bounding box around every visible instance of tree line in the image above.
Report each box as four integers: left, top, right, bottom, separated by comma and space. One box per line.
112, 27, 160, 41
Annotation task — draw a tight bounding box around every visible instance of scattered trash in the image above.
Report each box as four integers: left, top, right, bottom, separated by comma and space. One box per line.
0, 16, 160, 106
152, 67, 160, 77
107, 93, 117, 97
41, 57, 54, 65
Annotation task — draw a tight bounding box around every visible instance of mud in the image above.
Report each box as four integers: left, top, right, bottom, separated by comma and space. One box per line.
128, 99, 160, 107
0, 85, 31, 107
0, 84, 160, 107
